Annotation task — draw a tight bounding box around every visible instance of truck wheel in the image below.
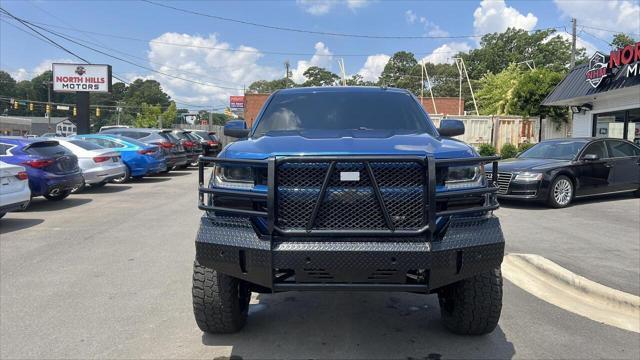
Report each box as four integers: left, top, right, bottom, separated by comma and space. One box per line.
192, 261, 250, 334
547, 175, 573, 208
438, 267, 503, 335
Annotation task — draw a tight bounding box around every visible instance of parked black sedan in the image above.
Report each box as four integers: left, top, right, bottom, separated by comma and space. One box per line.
487, 138, 640, 208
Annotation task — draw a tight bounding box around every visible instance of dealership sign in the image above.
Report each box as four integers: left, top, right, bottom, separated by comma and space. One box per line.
230, 95, 245, 109
585, 42, 640, 88
52, 63, 112, 93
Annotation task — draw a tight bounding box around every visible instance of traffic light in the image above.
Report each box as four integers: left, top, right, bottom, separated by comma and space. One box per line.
29, 103, 34, 111
13, 101, 18, 110
73, 107, 77, 116
45, 104, 51, 113
96, 107, 101, 117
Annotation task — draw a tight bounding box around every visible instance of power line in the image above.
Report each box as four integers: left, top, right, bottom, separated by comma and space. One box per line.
0, 15, 476, 58
579, 29, 613, 47
1, 13, 245, 91
143, 0, 564, 40
578, 23, 640, 37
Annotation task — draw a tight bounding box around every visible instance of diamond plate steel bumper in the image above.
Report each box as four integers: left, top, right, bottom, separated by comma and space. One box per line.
195, 215, 504, 292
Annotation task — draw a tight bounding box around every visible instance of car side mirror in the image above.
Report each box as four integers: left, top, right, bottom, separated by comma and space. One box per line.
582, 153, 599, 161
438, 119, 465, 137
223, 121, 249, 138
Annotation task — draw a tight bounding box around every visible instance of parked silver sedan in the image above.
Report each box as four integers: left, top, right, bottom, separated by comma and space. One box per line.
54, 138, 126, 192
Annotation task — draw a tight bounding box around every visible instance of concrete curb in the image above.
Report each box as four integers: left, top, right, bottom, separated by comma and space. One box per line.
502, 253, 640, 333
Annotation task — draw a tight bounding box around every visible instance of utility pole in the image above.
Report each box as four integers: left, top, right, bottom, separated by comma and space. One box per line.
570, 18, 577, 69
116, 101, 123, 126
284, 61, 290, 84
43, 81, 52, 131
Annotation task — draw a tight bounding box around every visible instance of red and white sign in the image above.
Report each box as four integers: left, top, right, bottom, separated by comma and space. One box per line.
52, 63, 112, 93
585, 42, 640, 88
230, 95, 245, 109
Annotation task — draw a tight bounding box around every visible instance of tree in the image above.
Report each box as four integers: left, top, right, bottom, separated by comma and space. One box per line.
345, 74, 376, 86
135, 103, 162, 128
457, 28, 586, 79
378, 51, 422, 94
511, 68, 568, 123
302, 66, 339, 87
476, 64, 523, 116
247, 78, 296, 93
0, 71, 16, 98
161, 102, 178, 127
124, 79, 171, 107
611, 33, 637, 49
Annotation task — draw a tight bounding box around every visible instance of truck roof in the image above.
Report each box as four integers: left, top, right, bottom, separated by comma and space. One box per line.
274, 86, 411, 95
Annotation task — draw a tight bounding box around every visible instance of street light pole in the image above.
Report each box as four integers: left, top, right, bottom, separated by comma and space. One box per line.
43, 81, 52, 131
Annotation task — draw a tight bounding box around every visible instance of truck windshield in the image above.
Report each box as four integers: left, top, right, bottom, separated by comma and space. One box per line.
253, 91, 435, 137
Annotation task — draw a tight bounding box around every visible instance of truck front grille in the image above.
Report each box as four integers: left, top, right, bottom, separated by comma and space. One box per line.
276, 161, 426, 231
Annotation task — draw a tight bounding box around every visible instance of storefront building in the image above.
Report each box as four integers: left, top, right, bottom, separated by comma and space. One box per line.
543, 42, 640, 145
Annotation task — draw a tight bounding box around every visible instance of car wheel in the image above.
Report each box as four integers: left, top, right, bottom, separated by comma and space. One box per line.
438, 268, 503, 335
192, 260, 250, 334
44, 189, 71, 201
548, 175, 573, 208
111, 166, 130, 184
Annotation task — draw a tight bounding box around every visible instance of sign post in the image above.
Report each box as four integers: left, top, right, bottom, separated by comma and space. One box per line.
52, 63, 112, 134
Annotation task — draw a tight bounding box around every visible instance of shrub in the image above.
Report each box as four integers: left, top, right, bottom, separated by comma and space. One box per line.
478, 143, 497, 156
518, 142, 535, 153
500, 143, 518, 159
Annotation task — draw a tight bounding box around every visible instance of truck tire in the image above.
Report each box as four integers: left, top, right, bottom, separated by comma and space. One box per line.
192, 260, 250, 334
438, 267, 503, 335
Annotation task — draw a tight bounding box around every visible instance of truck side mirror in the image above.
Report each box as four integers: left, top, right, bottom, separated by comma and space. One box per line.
224, 121, 249, 138
438, 119, 465, 137
582, 153, 599, 161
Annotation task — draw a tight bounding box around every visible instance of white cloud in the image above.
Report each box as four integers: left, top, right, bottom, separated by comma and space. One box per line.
554, 0, 640, 38
357, 54, 390, 81
473, 0, 538, 35
9, 58, 73, 81
428, 25, 449, 37
421, 42, 472, 64
297, 0, 370, 15
290, 42, 334, 83
405, 10, 417, 24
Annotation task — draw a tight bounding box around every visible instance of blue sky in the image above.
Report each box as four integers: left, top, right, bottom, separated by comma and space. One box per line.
1, 0, 639, 109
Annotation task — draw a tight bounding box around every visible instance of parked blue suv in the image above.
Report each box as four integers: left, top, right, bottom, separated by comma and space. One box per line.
71, 134, 166, 183
0, 137, 83, 201
192, 87, 504, 335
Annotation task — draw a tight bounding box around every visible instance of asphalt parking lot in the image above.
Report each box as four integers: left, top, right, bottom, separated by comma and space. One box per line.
1, 169, 639, 359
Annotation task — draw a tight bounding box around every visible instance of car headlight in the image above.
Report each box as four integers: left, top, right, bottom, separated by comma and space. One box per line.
445, 165, 486, 189
513, 172, 543, 182
213, 165, 254, 189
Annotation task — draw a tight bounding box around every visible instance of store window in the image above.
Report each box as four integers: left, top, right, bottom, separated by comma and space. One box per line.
593, 108, 640, 145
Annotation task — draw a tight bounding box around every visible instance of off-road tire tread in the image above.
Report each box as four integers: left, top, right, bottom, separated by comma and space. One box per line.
439, 268, 503, 335
192, 261, 249, 334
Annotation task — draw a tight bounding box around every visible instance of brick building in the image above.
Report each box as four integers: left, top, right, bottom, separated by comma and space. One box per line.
243, 93, 465, 127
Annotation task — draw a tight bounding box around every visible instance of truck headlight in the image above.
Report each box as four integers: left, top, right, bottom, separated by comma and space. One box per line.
445, 165, 485, 189
513, 172, 543, 183
213, 165, 254, 189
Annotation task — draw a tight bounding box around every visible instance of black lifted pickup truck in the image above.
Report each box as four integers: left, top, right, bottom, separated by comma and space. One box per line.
193, 87, 504, 335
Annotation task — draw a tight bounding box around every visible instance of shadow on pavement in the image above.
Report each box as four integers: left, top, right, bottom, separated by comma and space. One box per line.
25, 198, 92, 212
82, 185, 132, 194
0, 218, 45, 234
499, 192, 636, 210
201, 292, 515, 359
129, 177, 171, 183
161, 171, 191, 177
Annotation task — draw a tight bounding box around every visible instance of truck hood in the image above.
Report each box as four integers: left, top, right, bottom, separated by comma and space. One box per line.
221, 130, 476, 159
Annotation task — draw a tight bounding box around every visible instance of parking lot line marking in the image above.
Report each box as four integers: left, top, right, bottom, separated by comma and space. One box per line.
502, 253, 640, 333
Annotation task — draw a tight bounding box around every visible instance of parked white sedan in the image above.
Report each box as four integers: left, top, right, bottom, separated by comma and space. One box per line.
0, 161, 31, 218
54, 138, 126, 192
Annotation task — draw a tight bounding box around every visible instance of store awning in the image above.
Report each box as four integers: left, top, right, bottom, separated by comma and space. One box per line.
542, 63, 640, 106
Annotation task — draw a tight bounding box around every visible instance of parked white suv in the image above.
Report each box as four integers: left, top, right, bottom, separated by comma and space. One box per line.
0, 161, 31, 218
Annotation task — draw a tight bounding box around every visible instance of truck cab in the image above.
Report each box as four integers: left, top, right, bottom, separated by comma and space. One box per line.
192, 87, 504, 335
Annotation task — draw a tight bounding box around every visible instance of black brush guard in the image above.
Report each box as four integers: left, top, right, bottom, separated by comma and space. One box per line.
198, 155, 500, 239
196, 154, 503, 292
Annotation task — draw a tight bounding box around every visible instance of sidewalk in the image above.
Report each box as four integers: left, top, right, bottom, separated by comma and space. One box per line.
497, 193, 640, 296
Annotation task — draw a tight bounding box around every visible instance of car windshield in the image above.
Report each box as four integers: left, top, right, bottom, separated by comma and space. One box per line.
68, 140, 104, 150
519, 140, 587, 160
253, 91, 435, 137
